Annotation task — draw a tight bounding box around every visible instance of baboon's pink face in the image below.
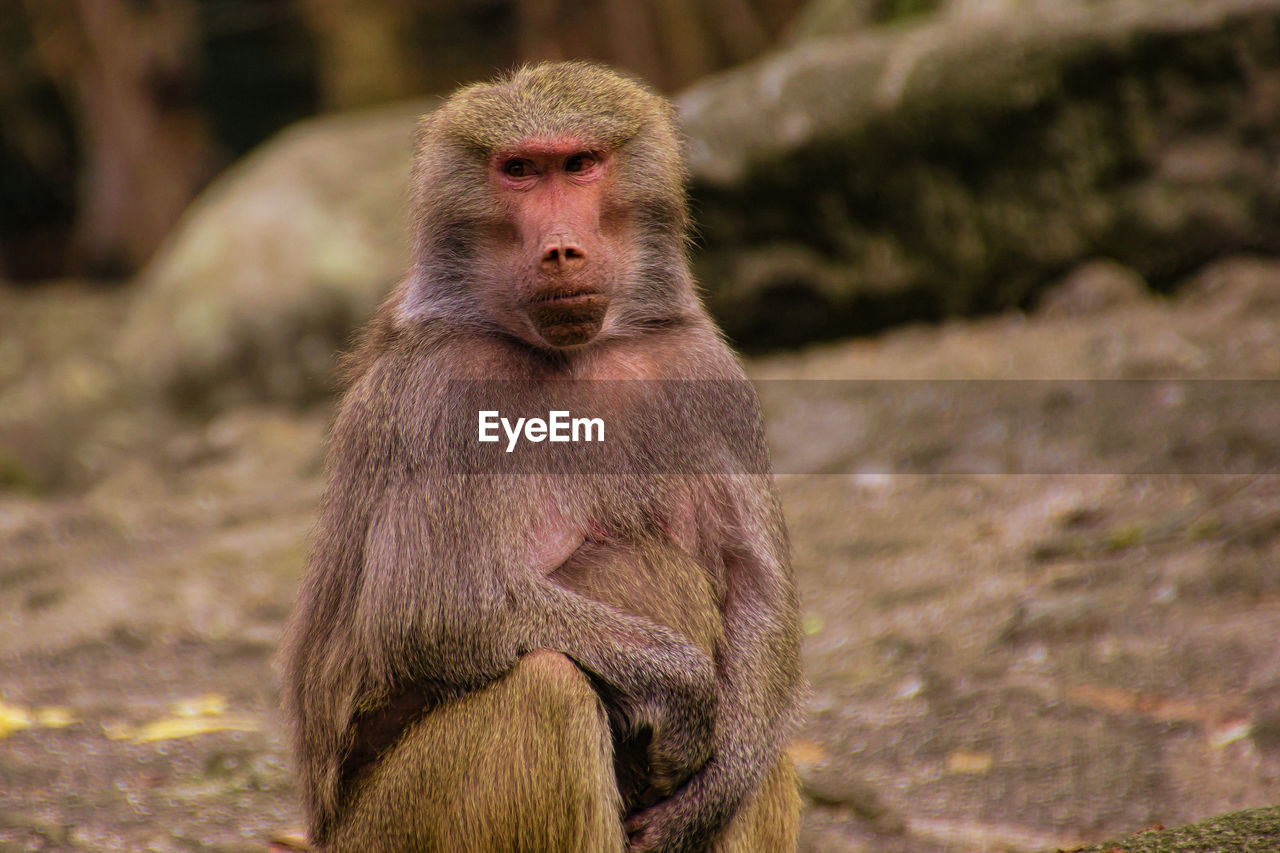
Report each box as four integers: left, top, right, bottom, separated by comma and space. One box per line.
487, 138, 628, 349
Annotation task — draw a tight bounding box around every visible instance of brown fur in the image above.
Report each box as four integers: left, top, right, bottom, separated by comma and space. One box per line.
282, 61, 802, 853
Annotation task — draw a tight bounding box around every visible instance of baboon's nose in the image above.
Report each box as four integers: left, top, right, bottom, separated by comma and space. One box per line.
540, 236, 587, 273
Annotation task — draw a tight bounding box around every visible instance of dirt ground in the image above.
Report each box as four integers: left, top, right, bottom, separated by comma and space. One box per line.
1, 259, 1278, 852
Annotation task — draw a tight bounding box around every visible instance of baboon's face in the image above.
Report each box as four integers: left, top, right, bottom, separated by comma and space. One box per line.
484, 139, 631, 349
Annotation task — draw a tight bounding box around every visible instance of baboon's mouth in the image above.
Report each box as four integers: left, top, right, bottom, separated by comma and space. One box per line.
525, 290, 609, 348
528, 288, 603, 306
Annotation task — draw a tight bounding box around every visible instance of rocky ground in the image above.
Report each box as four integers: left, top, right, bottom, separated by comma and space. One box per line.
1, 257, 1279, 851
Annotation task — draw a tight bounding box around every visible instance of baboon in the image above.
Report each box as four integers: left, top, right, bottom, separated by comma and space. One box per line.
282, 61, 802, 852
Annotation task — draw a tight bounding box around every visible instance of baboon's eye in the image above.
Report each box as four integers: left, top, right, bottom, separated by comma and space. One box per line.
564, 153, 597, 173
503, 159, 535, 178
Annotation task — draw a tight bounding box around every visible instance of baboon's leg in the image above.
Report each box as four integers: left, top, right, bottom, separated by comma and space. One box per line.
327, 650, 625, 853
712, 755, 801, 853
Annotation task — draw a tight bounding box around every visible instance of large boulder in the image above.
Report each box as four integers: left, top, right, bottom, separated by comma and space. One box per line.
116, 99, 432, 405
682, 0, 1280, 347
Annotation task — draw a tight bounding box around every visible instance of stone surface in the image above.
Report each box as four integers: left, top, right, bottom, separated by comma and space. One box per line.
115, 99, 433, 405
1063, 806, 1280, 853
1036, 260, 1150, 318
681, 0, 1280, 348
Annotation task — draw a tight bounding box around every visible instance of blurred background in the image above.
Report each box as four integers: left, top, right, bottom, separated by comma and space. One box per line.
3, 1, 1280, 851
1, 0, 808, 282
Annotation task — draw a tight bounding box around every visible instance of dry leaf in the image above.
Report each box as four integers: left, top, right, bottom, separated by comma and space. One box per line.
103, 694, 259, 743
787, 738, 828, 766
131, 713, 260, 743
34, 706, 74, 728
0, 700, 76, 738
0, 700, 33, 738
171, 694, 228, 718
268, 830, 312, 852
946, 749, 993, 774
1209, 718, 1252, 749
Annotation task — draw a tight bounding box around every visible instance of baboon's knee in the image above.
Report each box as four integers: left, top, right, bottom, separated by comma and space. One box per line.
328, 650, 623, 852
512, 649, 592, 690
503, 649, 614, 767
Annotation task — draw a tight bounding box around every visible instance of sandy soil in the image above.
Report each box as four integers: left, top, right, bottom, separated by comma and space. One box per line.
1, 259, 1278, 852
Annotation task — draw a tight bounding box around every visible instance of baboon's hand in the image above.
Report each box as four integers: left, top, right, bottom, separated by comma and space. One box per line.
624, 779, 719, 853
644, 703, 714, 796
634, 641, 716, 790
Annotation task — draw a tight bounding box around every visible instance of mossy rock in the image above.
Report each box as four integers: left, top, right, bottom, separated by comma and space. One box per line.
679, 0, 1280, 349
1059, 806, 1280, 852
116, 99, 434, 406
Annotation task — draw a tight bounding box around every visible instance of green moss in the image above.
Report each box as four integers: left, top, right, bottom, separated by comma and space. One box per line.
689, 2, 1280, 349
0, 454, 37, 493
1106, 524, 1145, 551
1064, 806, 1280, 852
873, 0, 941, 24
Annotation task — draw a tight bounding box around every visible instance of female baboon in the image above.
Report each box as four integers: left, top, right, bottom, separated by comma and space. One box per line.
282, 62, 802, 853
